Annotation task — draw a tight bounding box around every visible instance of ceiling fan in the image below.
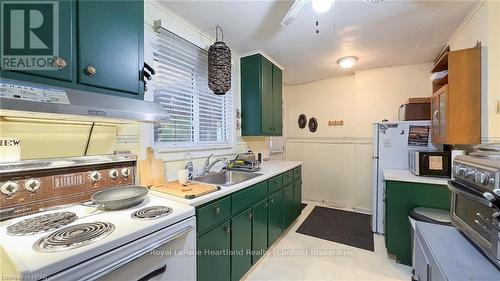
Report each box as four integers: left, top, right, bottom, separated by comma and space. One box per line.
281, 0, 384, 26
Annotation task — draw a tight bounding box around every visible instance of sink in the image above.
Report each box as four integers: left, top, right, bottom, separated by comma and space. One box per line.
193, 170, 262, 187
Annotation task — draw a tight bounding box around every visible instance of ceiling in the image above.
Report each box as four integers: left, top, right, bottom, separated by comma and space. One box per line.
160, 0, 478, 85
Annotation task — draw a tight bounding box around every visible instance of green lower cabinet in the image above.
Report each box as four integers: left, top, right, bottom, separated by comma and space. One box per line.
231, 209, 252, 281
268, 190, 283, 247
282, 184, 295, 229
196, 167, 302, 281
293, 180, 302, 218
197, 220, 231, 281
252, 198, 268, 264
385, 180, 451, 266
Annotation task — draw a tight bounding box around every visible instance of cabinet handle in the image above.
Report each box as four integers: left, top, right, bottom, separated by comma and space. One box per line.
270, 198, 274, 204
248, 212, 253, 221
85, 65, 97, 77
224, 226, 231, 234
432, 110, 439, 121
213, 206, 221, 215
52, 57, 67, 70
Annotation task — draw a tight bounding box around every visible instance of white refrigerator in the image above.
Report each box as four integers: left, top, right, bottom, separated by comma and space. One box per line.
371, 121, 438, 234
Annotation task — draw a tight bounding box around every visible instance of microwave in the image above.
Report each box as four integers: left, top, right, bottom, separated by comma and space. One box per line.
409, 150, 451, 177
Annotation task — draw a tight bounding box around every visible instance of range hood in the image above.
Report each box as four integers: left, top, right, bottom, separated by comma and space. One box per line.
0, 78, 169, 123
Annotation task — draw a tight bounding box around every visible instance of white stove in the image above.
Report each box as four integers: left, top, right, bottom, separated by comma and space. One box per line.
1, 195, 195, 281
0, 154, 196, 281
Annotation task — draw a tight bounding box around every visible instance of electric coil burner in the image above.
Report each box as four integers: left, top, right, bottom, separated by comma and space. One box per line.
33, 222, 115, 253
132, 206, 172, 220
7, 212, 78, 236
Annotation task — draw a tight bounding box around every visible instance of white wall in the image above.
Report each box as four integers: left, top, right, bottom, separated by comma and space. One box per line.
284, 63, 433, 212
447, 1, 500, 143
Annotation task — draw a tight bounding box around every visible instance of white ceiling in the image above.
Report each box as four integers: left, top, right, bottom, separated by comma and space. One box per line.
160, 0, 478, 85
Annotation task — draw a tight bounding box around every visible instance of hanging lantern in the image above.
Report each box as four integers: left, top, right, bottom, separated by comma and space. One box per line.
208, 25, 231, 95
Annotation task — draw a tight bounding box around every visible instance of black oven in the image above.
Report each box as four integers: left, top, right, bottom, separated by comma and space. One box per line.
448, 180, 500, 268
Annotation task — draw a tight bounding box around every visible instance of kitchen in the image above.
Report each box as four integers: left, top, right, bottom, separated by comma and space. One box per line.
0, 0, 499, 280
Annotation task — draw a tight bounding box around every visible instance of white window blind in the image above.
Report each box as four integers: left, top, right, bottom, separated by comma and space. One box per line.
152, 28, 232, 147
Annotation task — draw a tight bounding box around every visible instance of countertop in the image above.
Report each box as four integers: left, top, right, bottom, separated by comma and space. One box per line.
416, 222, 500, 280
383, 169, 449, 185
151, 160, 302, 207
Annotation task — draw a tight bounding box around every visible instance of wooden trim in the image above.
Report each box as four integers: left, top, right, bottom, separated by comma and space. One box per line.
286, 137, 373, 145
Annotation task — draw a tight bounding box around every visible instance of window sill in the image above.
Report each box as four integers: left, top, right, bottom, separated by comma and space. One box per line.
153, 144, 237, 162
155, 145, 233, 153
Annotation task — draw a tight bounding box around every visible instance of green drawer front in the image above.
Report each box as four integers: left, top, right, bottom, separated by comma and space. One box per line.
293, 166, 302, 180
197, 197, 232, 234
282, 170, 294, 187
267, 174, 283, 194
232, 181, 267, 215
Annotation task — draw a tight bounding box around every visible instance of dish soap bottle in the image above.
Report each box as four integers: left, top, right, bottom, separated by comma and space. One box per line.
185, 152, 193, 180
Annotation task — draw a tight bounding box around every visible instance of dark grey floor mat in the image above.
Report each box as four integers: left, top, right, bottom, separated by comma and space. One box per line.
296, 206, 374, 251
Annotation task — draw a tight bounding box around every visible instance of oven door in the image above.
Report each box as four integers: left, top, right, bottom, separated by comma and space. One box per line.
49, 216, 196, 281
448, 180, 497, 254
420, 152, 450, 177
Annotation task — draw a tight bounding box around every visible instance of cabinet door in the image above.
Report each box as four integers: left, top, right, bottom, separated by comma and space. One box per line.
268, 190, 283, 246
77, 0, 142, 95
252, 198, 268, 264
293, 180, 302, 219
8, 0, 74, 81
231, 209, 252, 281
414, 236, 429, 281
282, 184, 294, 229
261, 57, 274, 135
197, 221, 231, 281
430, 94, 440, 143
272, 65, 282, 135
438, 91, 447, 143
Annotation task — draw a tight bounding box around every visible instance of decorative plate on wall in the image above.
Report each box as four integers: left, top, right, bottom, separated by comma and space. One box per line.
308, 117, 318, 132
298, 114, 307, 129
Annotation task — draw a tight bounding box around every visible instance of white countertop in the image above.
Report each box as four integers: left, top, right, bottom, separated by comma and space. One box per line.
383, 169, 449, 185
151, 160, 303, 207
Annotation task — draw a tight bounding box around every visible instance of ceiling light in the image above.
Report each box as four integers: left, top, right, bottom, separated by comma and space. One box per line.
312, 0, 334, 14
336, 56, 358, 69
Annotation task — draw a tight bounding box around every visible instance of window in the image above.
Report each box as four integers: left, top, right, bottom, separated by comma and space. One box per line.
152, 28, 232, 148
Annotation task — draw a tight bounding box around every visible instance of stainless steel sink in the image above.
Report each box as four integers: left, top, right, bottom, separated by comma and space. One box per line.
193, 170, 262, 187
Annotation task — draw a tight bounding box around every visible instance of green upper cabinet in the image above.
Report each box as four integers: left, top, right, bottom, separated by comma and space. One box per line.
77, 0, 143, 95
0, 0, 143, 98
241, 54, 283, 136
2, 0, 75, 82
272, 65, 283, 135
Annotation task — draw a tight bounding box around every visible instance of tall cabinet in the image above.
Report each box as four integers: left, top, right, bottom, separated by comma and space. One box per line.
241, 54, 283, 136
430, 46, 481, 144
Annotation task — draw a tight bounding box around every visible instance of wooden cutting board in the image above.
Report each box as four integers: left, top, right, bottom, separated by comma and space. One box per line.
138, 147, 166, 187
151, 181, 220, 199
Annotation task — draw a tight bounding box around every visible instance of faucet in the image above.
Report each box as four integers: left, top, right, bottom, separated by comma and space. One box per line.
202, 153, 228, 175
